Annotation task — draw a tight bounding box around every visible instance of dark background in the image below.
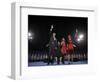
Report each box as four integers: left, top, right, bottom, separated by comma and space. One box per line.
28, 15, 88, 54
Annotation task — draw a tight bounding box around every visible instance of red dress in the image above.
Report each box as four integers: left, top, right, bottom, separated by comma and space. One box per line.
68, 40, 73, 50
61, 41, 67, 55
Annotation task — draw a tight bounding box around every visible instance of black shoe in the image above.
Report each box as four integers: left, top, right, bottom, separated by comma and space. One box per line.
62, 62, 65, 64
68, 62, 70, 64
57, 63, 60, 65
47, 63, 50, 65
51, 62, 54, 65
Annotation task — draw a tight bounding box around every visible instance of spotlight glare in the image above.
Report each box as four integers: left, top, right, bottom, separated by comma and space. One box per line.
29, 36, 32, 40
77, 38, 81, 42
79, 34, 84, 39
28, 32, 32, 37
77, 33, 84, 42
28, 32, 33, 40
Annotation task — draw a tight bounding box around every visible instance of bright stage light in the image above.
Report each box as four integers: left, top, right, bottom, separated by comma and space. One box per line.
77, 34, 84, 42
77, 38, 81, 42
28, 32, 33, 40
79, 34, 84, 40
28, 32, 32, 37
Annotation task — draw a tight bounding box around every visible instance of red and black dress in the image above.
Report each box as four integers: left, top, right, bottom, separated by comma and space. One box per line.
61, 41, 67, 55
60, 40, 67, 64
68, 39, 74, 56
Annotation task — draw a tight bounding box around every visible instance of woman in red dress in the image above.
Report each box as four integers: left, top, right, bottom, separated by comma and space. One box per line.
67, 34, 74, 64
60, 38, 67, 64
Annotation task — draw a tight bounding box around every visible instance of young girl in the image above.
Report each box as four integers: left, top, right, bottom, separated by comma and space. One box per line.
60, 38, 67, 64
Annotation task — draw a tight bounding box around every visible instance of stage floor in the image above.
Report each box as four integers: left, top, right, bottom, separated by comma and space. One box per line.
28, 60, 87, 66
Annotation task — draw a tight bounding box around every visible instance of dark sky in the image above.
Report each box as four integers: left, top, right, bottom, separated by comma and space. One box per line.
28, 15, 88, 53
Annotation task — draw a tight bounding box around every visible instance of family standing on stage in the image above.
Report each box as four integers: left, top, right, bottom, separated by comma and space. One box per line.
48, 32, 75, 65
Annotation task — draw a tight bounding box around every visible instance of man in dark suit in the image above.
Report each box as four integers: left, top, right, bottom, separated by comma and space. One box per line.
48, 32, 58, 65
